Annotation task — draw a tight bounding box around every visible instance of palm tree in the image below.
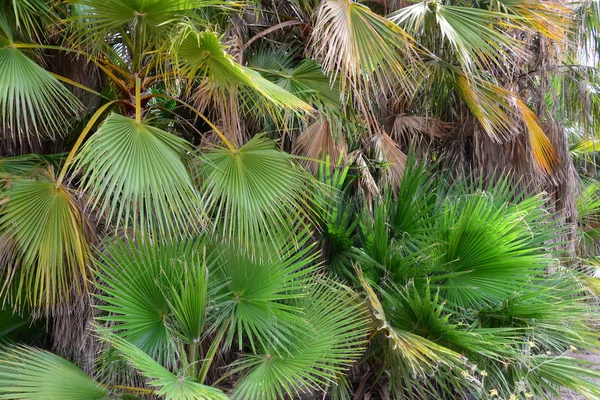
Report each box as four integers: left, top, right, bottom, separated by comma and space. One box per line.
0, 0, 599, 398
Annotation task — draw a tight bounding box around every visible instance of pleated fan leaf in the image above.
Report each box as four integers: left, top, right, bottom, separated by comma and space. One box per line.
0, 47, 82, 144
0, 175, 91, 312
0, 345, 108, 400
74, 113, 203, 239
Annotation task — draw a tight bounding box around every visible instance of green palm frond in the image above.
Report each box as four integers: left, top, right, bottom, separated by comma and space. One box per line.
0, 153, 65, 176
94, 237, 212, 366
430, 191, 554, 310
173, 27, 313, 116
250, 57, 340, 107
0, 174, 91, 312
0, 47, 82, 144
518, 356, 600, 399
73, 113, 203, 239
358, 273, 466, 377
98, 327, 228, 400
199, 135, 319, 250
230, 281, 369, 400
70, 0, 231, 50
3, 0, 55, 40
0, 345, 108, 400
211, 235, 319, 352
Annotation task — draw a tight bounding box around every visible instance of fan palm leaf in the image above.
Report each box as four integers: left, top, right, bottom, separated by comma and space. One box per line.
210, 236, 319, 353
230, 282, 369, 400
390, 1, 526, 72
94, 237, 211, 365
0, 46, 82, 144
199, 135, 319, 250
311, 0, 418, 97
73, 113, 203, 239
0, 345, 109, 400
0, 173, 91, 312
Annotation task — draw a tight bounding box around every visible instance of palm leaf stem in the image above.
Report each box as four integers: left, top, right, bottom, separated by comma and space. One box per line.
198, 318, 230, 384
153, 94, 236, 151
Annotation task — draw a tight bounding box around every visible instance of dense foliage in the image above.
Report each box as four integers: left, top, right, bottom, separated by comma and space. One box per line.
0, 0, 600, 399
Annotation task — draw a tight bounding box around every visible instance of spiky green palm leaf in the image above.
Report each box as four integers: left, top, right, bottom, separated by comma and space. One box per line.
230, 282, 369, 400
0, 345, 109, 400
0, 173, 91, 312
210, 234, 319, 352
0, 45, 82, 144
98, 327, 228, 400
429, 191, 555, 310
73, 113, 203, 239
94, 237, 213, 366
199, 135, 319, 250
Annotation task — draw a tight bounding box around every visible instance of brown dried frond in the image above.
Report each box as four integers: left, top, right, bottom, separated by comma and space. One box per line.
293, 117, 347, 174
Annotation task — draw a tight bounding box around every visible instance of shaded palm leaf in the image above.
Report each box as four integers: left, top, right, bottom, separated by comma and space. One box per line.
0, 47, 82, 144
98, 327, 228, 400
0, 345, 108, 400
74, 113, 203, 239
0, 174, 91, 312
4, 0, 55, 40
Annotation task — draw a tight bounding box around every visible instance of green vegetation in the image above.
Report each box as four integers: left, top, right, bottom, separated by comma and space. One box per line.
0, 0, 599, 398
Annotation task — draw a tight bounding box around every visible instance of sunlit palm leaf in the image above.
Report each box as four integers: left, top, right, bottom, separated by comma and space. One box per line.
0, 174, 91, 312
454, 72, 515, 140
230, 282, 369, 400
199, 135, 318, 250
515, 98, 559, 173
0, 345, 108, 400
98, 328, 228, 400
74, 113, 203, 239
391, 2, 526, 72
211, 236, 318, 352
492, 0, 571, 42
0, 47, 82, 144
174, 27, 313, 116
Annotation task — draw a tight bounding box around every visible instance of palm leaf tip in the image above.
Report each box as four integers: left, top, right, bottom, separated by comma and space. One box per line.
97, 327, 228, 400
0, 345, 108, 400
